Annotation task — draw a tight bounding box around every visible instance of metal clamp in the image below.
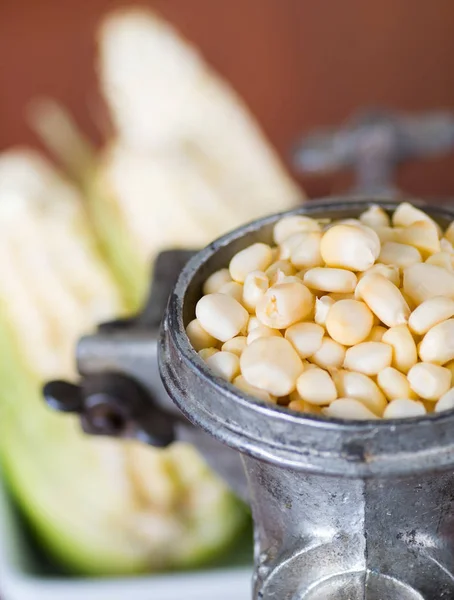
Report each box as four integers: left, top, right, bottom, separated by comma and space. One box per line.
292, 108, 454, 196
43, 250, 196, 446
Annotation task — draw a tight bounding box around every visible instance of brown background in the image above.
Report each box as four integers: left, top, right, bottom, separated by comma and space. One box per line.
2, 0, 454, 197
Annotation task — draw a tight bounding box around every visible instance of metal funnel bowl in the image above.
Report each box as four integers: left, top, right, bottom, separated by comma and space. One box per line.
159, 198, 454, 600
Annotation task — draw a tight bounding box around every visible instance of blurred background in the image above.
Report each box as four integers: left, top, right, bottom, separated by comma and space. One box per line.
3, 0, 454, 196
2, 2, 454, 599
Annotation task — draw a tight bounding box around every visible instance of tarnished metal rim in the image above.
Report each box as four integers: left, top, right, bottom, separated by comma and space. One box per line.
160, 197, 454, 477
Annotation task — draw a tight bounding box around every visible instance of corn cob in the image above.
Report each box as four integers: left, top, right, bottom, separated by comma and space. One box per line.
0, 148, 247, 575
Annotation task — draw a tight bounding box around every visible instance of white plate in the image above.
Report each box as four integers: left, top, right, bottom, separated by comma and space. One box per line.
0, 476, 252, 600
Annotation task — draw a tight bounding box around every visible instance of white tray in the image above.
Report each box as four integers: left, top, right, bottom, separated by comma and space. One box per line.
0, 476, 252, 600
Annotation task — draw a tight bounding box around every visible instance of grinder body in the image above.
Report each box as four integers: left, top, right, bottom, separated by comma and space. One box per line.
160, 198, 454, 600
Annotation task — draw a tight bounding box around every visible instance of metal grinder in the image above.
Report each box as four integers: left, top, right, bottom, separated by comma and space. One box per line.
45, 197, 454, 600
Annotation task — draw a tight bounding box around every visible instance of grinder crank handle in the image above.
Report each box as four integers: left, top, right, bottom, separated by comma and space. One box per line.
43, 249, 248, 500
292, 108, 454, 196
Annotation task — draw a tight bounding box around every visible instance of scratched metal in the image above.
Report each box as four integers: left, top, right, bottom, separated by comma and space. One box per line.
160, 197, 454, 599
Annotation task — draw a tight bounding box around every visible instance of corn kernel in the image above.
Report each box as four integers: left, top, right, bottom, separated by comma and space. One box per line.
196, 293, 249, 342
186, 318, 218, 351
325, 299, 373, 346
304, 267, 357, 294
247, 325, 282, 344
320, 224, 380, 271
240, 337, 303, 396
382, 325, 417, 374
357, 263, 400, 289
222, 336, 247, 356
398, 221, 440, 255
203, 268, 232, 295
407, 362, 451, 400
408, 297, 454, 335
383, 399, 426, 419
359, 205, 390, 228
392, 202, 441, 236
218, 281, 244, 303
242, 270, 269, 313
296, 367, 337, 405
285, 322, 324, 358
378, 242, 422, 269
426, 252, 454, 271
273, 215, 321, 245
344, 342, 392, 375
233, 375, 276, 402
367, 325, 387, 342
288, 398, 323, 415
289, 232, 324, 269
205, 351, 240, 382
229, 243, 273, 283
265, 260, 296, 284
435, 388, 454, 413
356, 273, 410, 327
332, 369, 386, 416
418, 318, 454, 364
323, 399, 379, 420
256, 281, 314, 329
403, 263, 454, 305
314, 296, 335, 326
198, 348, 219, 360
311, 336, 346, 369
377, 367, 416, 401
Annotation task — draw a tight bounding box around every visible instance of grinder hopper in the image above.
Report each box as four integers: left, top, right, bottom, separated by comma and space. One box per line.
159, 198, 454, 600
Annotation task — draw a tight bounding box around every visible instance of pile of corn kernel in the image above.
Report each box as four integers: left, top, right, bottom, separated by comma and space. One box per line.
186, 202, 454, 420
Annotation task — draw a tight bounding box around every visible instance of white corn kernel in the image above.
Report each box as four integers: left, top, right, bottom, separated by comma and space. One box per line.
311, 336, 346, 369
445, 360, 454, 381
218, 281, 244, 303
196, 293, 249, 342
344, 342, 392, 375
186, 319, 219, 352
356, 273, 410, 327
374, 226, 402, 243
332, 370, 386, 416
273, 215, 321, 245
407, 362, 451, 400
320, 224, 380, 271
265, 260, 296, 284
435, 388, 454, 413
408, 297, 454, 335
326, 299, 373, 346
203, 268, 232, 295
403, 263, 454, 305
279, 232, 310, 260
381, 325, 417, 374
426, 252, 454, 271
242, 270, 269, 313
205, 351, 240, 382
377, 367, 416, 401
329, 293, 355, 302
303, 267, 357, 293
323, 399, 379, 420
445, 222, 454, 245
247, 316, 261, 332
392, 202, 442, 236
419, 319, 454, 364
398, 221, 440, 255
357, 263, 400, 289
314, 296, 336, 326
359, 205, 390, 228
285, 322, 324, 358
240, 337, 303, 396
296, 367, 337, 405
256, 281, 314, 329
368, 325, 387, 342
289, 232, 323, 269
222, 336, 247, 356
247, 325, 282, 344
229, 243, 273, 283
378, 242, 422, 269
288, 398, 323, 415
383, 399, 426, 419
441, 238, 454, 254
233, 375, 275, 402
198, 348, 220, 360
